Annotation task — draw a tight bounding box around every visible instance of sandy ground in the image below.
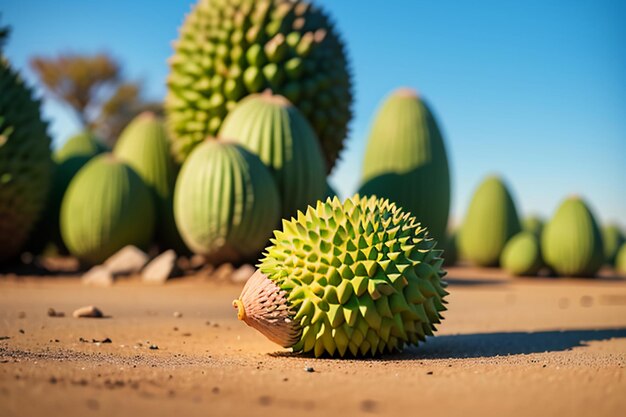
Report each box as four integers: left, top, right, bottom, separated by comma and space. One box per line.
0, 266, 625, 417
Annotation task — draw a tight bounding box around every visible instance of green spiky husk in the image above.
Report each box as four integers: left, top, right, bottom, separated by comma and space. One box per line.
259, 195, 448, 357
219, 93, 326, 219
165, 0, 353, 172
500, 231, 543, 276
0, 57, 53, 261
114, 112, 187, 253
173, 140, 280, 263
358, 89, 451, 243
541, 196, 604, 277
60, 154, 155, 265
459, 175, 521, 267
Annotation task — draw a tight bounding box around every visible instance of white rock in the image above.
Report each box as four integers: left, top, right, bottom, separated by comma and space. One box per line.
82, 265, 114, 287
211, 263, 235, 281
104, 245, 149, 276
141, 250, 177, 284
72, 305, 104, 318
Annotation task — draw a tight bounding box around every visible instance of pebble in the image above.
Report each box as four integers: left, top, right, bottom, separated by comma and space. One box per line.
149, 344, 159, 350
81, 265, 114, 287
304, 366, 315, 373
230, 264, 255, 284
211, 263, 235, 281
47, 308, 65, 318
72, 306, 104, 318
142, 250, 178, 284
104, 245, 149, 276
173, 311, 183, 318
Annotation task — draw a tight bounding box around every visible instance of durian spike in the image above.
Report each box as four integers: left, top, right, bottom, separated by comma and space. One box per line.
233, 269, 301, 348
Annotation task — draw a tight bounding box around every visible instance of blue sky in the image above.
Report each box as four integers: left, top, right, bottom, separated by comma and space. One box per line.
2, 0, 625, 227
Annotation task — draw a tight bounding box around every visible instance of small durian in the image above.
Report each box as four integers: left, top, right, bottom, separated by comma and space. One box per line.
233, 195, 448, 357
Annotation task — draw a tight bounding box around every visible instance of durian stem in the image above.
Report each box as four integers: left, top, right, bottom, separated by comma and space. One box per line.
232, 299, 246, 321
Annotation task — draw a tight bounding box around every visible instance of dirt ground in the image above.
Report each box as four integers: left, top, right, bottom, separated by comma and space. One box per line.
1, 265, 625, 417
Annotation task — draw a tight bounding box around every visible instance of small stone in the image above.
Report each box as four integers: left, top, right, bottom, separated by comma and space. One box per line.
211, 263, 234, 281
189, 254, 206, 270
72, 306, 104, 319
142, 250, 178, 284
173, 311, 183, 318
47, 308, 65, 318
230, 264, 255, 284
18, 312, 26, 319
19, 329, 24, 334
426, 371, 433, 375
149, 344, 159, 350
304, 366, 315, 373
104, 245, 149, 276
82, 265, 114, 287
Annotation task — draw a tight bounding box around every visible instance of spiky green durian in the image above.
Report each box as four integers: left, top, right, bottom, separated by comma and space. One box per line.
522, 215, 544, 238
500, 231, 542, 276
0, 55, 53, 261
114, 112, 187, 252
358, 88, 450, 243
459, 175, 521, 267
60, 154, 155, 265
601, 224, 625, 266
166, 0, 353, 172
541, 196, 604, 277
173, 140, 280, 263
616, 243, 626, 276
219, 92, 325, 219
233, 195, 448, 357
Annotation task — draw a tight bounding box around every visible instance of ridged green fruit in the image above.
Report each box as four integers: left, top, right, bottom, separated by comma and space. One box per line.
541, 196, 604, 277
174, 140, 280, 263
602, 224, 625, 266
522, 215, 544, 238
615, 244, 626, 275
60, 154, 155, 265
114, 112, 187, 252
459, 175, 521, 267
233, 195, 448, 357
166, 0, 352, 172
0, 56, 53, 261
219, 93, 325, 219
500, 231, 542, 276
358, 88, 450, 243
441, 232, 458, 266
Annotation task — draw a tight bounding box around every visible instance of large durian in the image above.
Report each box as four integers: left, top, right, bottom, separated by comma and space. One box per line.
173, 140, 280, 263
0, 44, 54, 261
459, 175, 521, 267
233, 195, 448, 357
500, 231, 543, 276
541, 196, 604, 277
26, 131, 108, 254
114, 112, 187, 252
601, 224, 624, 266
60, 154, 155, 265
165, 0, 353, 172
358, 88, 451, 243
219, 92, 326, 219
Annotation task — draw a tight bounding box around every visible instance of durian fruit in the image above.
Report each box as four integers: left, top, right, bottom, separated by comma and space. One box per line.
114, 112, 187, 252
441, 231, 458, 266
166, 0, 353, 172
173, 140, 280, 263
358, 88, 450, 243
500, 231, 542, 276
219, 92, 326, 219
615, 243, 626, 276
60, 154, 155, 265
0, 52, 54, 261
459, 175, 521, 267
522, 215, 544, 238
541, 196, 604, 277
233, 195, 448, 357
601, 224, 624, 266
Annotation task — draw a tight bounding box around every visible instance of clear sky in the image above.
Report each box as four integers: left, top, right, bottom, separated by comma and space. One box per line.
2, 0, 625, 228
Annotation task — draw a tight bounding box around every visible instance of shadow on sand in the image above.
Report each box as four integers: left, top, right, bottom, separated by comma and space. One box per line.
395, 327, 626, 359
